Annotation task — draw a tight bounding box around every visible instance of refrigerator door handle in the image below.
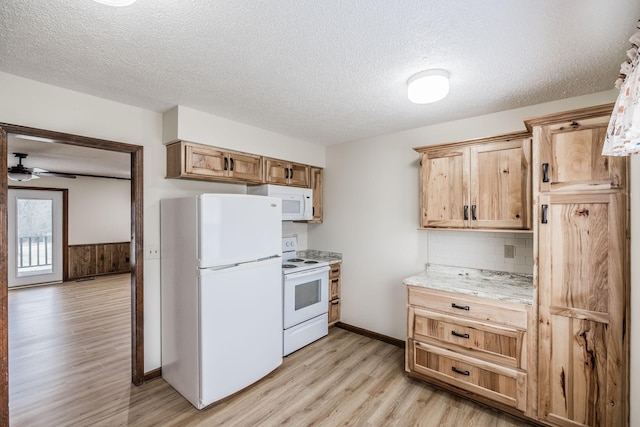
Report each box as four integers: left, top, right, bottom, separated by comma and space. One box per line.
199, 256, 281, 275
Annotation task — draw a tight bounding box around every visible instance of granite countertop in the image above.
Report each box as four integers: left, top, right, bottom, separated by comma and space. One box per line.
403, 264, 533, 305
297, 250, 342, 264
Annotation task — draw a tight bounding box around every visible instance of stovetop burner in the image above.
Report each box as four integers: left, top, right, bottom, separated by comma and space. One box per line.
304, 260, 318, 264
282, 264, 297, 269
288, 258, 304, 263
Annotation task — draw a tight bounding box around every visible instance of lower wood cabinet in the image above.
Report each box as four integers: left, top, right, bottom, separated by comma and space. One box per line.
328, 263, 341, 325
68, 242, 131, 280
406, 285, 533, 420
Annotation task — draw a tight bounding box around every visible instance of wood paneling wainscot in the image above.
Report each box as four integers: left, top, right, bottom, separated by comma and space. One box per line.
68, 242, 131, 280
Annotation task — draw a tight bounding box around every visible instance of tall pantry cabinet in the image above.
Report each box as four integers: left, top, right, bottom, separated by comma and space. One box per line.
525, 104, 629, 427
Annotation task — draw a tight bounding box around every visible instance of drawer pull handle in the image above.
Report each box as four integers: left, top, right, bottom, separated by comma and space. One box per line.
331, 269, 339, 273
451, 303, 470, 311
451, 366, 470, 376
332, 279, 339, 283
451, 331, 470, 339
331, 300, 340, 305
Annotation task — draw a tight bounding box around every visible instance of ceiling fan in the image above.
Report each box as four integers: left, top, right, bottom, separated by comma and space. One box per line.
8, 153, 77, 182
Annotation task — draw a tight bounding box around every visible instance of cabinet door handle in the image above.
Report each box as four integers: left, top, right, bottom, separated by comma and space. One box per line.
471, 205, 477, 221
331, 269, 339, 274
332, 279, 339, 283
451, 366, 470, 376
285, 168, 289, 179
229, 157, 234, 171
451, 303, 470, 311
541, 204, 549, 224
224, 157, 228, 171
288, 168, 294, 179
331, 300, 340, 305
463, 205, 469, 220
451, 331, 470, 339
542, 163, 549, 183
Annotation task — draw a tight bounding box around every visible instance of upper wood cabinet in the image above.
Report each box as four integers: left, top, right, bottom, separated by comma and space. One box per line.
166, 140, 263, 183
308, 167, 323, 223
524, 104, 626, 193
263, 157, 310, 187
415, 132, 532, 230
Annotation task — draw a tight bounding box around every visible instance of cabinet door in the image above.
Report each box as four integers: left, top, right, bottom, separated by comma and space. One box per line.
309, 167, 323, 223
227, 152, 262, 183
470, 139, 531, 229
537, 192, 627, 427
287, 162, 310, 187
263, 158, 290, 185
537, 116, 626, 193
421, 148, 470, 228
185, 143, 228, 178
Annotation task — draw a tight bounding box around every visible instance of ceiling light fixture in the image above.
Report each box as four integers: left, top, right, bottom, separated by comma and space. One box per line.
92, 0, 137, 6
407, 69, 450, 104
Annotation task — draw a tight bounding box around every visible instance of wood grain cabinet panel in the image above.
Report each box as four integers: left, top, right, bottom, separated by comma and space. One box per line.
263, 157, 310, 187
328, 263, 341, 325
530, 104, 630, 427
526, 109, 626, 194
166, 140, 263, 183
415, 132, 532, 230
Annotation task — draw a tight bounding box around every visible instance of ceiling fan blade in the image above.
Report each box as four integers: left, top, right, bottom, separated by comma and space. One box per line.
33, 171, 77, 179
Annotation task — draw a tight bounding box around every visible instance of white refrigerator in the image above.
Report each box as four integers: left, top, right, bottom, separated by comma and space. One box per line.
160, 194, 282, 409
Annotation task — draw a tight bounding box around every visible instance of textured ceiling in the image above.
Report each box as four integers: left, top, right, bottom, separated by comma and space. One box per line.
1, 1, 639, 147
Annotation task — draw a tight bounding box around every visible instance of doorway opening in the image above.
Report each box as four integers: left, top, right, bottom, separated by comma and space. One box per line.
0, 123, 144, 425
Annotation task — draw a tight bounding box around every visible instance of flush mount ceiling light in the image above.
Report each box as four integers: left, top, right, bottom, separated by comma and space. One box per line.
92, 0, 137, 6
407, 69, 450, 104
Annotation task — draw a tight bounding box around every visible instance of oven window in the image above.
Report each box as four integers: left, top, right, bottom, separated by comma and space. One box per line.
295, 279, 321, 310
282, 199, 300, 214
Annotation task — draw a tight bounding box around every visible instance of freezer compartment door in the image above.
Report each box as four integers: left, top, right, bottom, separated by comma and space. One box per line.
198, 256, 283, 407
198, 194, 281, 268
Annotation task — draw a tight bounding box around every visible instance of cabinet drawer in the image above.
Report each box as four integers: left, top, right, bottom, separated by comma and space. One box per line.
409, 307, 526, 369
329, 263, 341, 280
409, 340, 526, 412
329, 299, 340, 324
408, 286, 527, 329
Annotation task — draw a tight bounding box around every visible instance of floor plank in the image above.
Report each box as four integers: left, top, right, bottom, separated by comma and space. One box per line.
9, 275, 533, 426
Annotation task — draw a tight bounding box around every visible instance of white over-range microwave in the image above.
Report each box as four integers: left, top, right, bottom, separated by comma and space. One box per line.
247, 184, 313, 221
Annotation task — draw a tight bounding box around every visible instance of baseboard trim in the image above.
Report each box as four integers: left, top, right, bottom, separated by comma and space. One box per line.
144, 368, 162, 382
336, 322, 406, 349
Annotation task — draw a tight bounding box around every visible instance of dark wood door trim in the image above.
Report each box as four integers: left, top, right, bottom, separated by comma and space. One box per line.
0, 123, 145, 425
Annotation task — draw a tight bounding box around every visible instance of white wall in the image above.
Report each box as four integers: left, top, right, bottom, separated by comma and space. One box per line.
309, 89, 640, 425
12, 176, 130, 244
0, 71, 318, 371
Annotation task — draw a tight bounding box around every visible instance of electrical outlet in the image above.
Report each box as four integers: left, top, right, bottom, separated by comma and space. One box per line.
504, 244, 515, 259
146, 244, 160, 259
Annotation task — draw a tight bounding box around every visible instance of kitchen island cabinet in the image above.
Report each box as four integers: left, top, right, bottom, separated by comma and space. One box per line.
414, 132, 532, 231
405, 265, 536, 420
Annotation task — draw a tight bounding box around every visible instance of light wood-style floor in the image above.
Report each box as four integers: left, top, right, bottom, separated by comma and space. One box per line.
9, 275, 533, 426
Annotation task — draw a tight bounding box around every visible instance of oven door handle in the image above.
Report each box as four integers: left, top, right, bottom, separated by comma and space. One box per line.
283, 265, 330, 280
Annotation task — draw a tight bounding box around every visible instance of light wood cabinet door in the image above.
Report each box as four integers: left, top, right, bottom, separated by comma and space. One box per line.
227, 151, 262, 182
537, 192, 627, 427
420, 148, 469, 228
536, 115, 626, 193
185, 143, 228, 178
309, 167, 323, 223
264, 158, 310, 187
417, 134, 531, 230
470, 139, 531, 229
328, 263, 341, 325
166, 140, 263, 183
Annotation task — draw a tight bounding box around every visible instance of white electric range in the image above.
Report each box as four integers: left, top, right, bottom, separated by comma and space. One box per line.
281, 237, 329, 356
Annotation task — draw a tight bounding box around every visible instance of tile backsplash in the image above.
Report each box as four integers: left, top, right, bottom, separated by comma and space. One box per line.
427, 230, 533, 274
